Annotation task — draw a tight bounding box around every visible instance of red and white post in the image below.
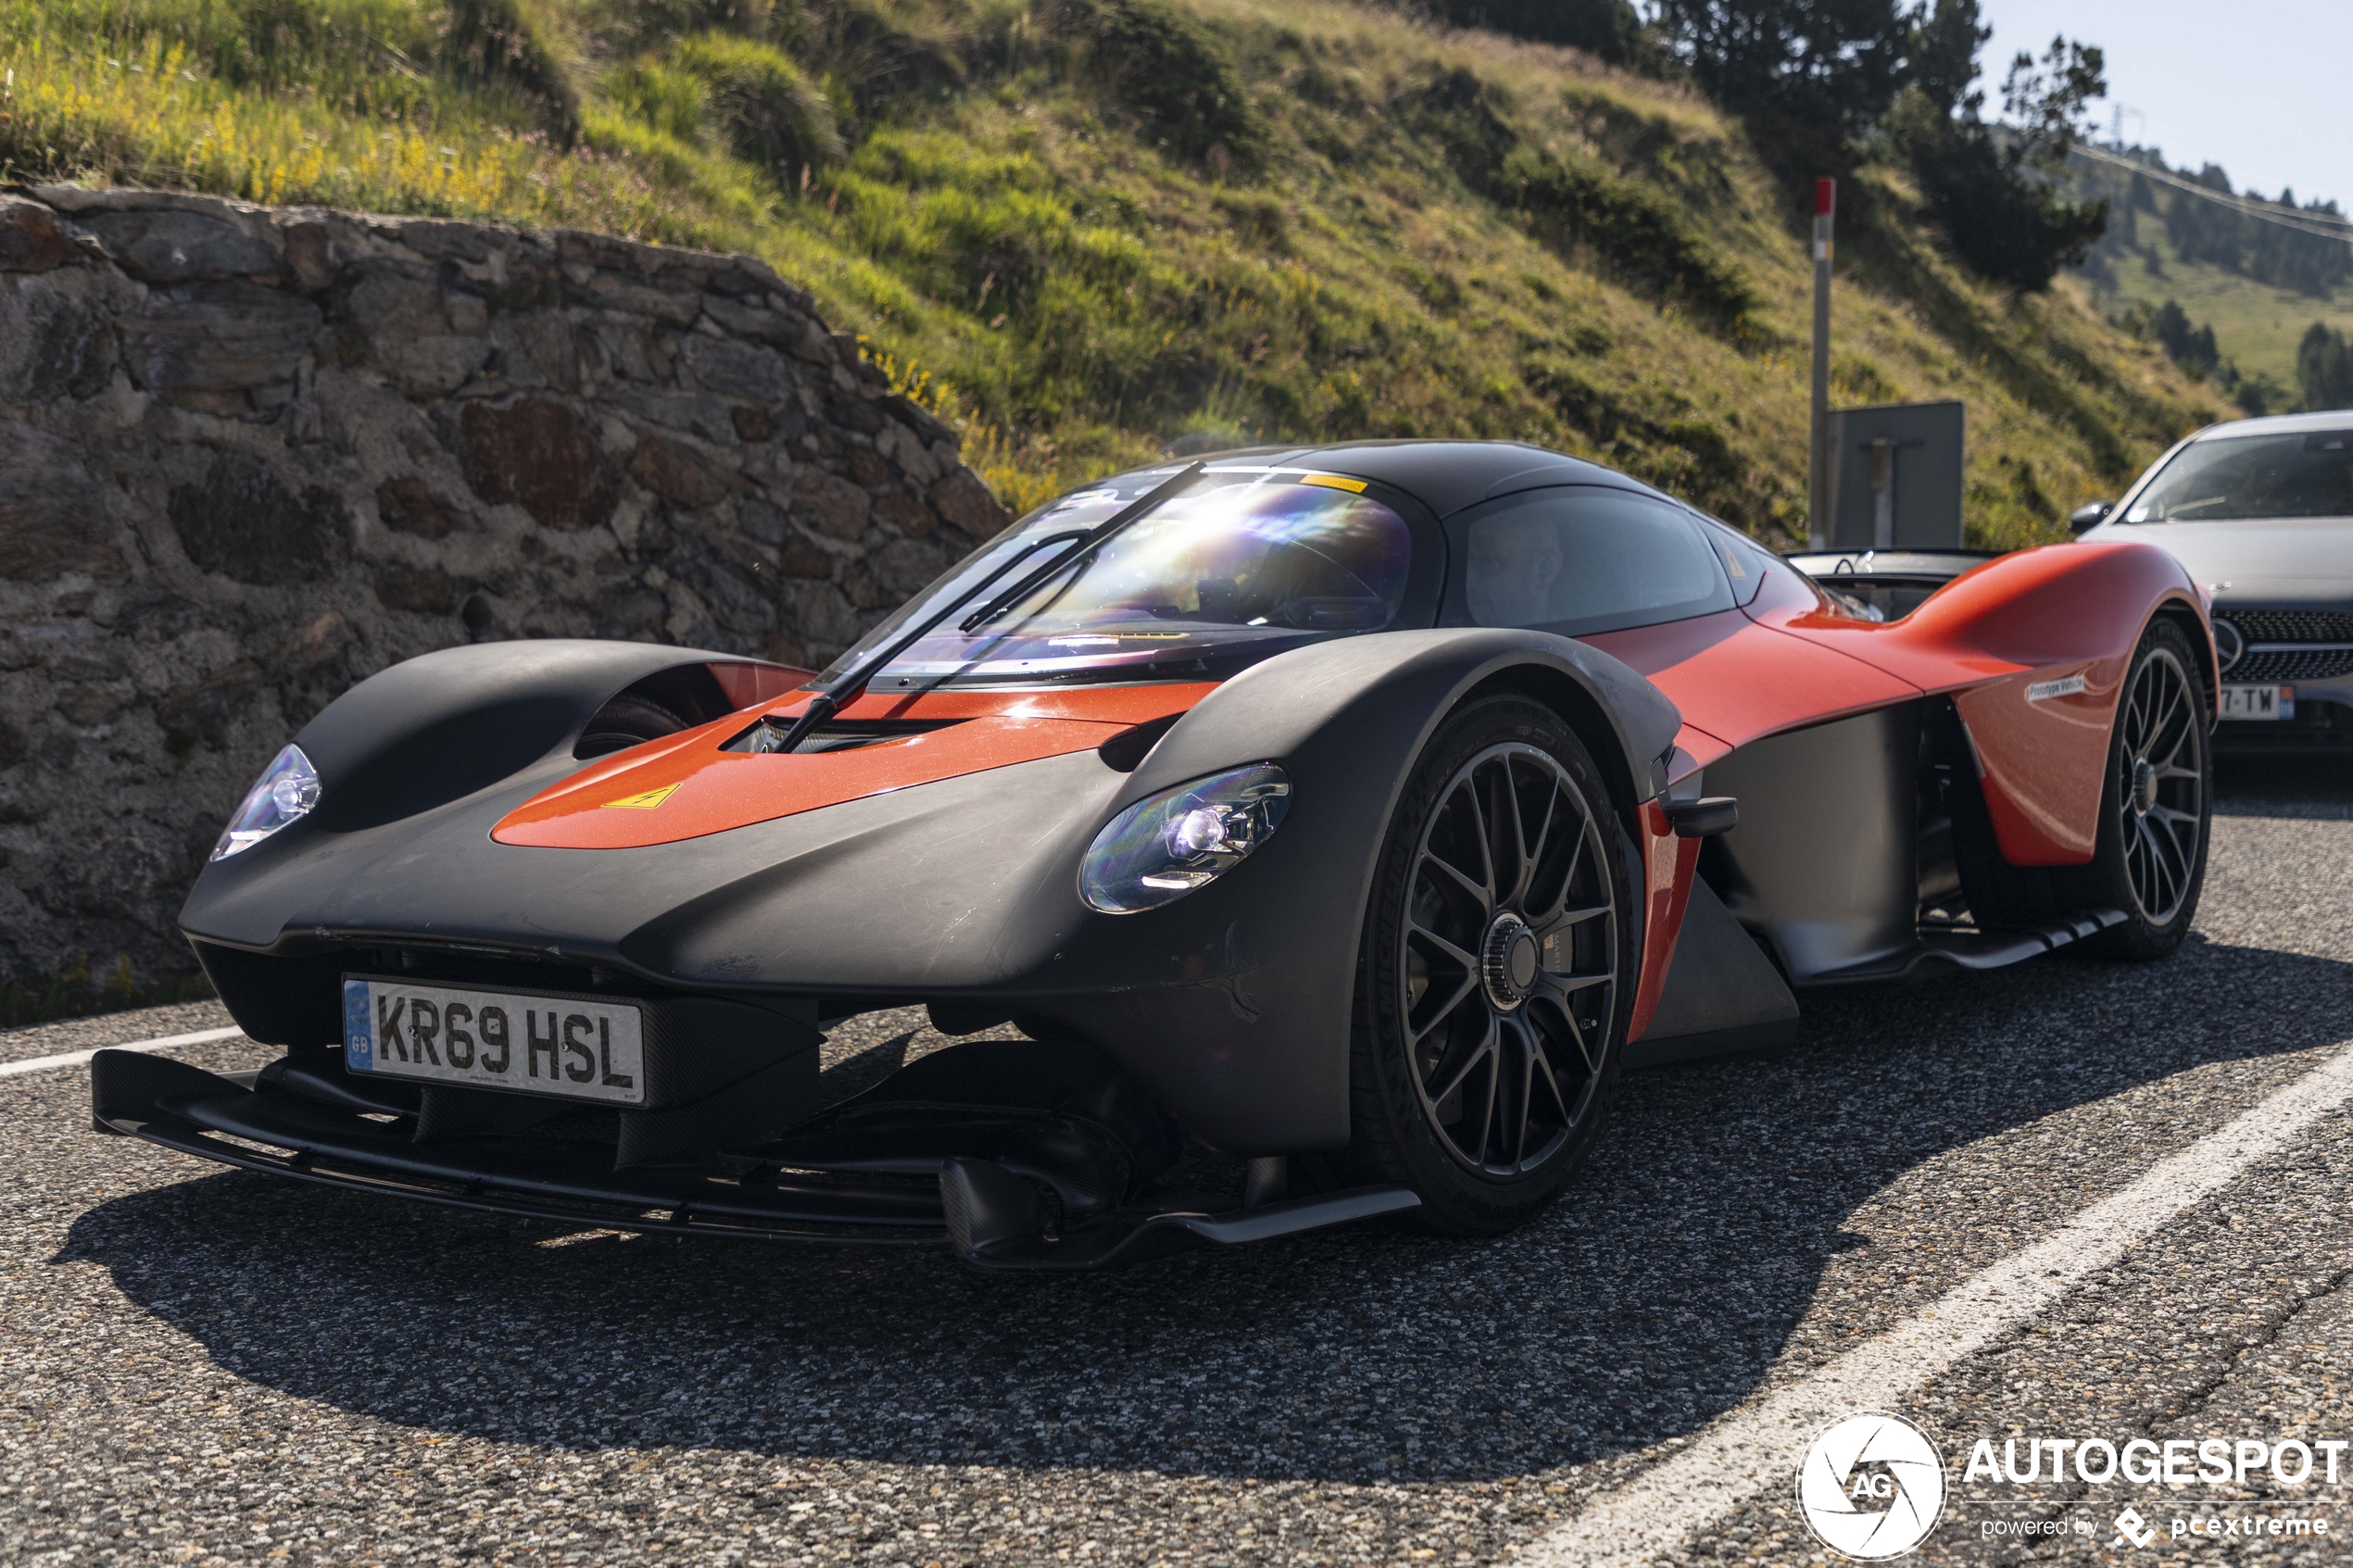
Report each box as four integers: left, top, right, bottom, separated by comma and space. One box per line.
1807, 177, 1836, 550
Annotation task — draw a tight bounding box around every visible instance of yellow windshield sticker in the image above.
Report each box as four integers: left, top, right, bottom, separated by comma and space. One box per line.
602, 784, 681, 810
1298, 472, 1368, 493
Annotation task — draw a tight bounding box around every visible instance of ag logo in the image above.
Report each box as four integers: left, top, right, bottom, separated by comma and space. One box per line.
1796, 1412, 1947, 1560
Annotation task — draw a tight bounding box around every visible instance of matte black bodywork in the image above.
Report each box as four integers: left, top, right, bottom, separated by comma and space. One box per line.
181, 627, 1677, 1155
109, 438, 2176, 1265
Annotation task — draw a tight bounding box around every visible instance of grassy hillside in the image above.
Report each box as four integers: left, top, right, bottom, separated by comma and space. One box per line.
2094, 215, 2353, 392
2072, 153, 2353, 404
0, 0, 2229, 545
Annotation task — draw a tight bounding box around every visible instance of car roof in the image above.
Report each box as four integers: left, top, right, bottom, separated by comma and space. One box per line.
2190, 409, 2353, 442
1163, 439, 1636, 518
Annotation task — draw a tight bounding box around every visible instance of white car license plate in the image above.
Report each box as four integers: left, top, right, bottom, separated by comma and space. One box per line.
2220, 684, 2295, 721
342, 977, 646, 1105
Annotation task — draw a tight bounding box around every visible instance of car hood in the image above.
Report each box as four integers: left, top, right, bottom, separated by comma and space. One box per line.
2086, 517, 2353, 605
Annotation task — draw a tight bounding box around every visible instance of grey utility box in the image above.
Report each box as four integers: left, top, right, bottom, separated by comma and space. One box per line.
1821, 400, 1965, 550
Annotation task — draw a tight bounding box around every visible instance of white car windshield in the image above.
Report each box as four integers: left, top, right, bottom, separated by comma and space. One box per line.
811, 471, 1416, 689
2125, 430, 2353, 522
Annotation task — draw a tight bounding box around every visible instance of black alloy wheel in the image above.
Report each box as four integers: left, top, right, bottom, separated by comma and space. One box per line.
2116, 642, 2205, 925
2080, 619, 2212, 959
1403, 741, 1618, 1174
1335, 696, 1633, 1234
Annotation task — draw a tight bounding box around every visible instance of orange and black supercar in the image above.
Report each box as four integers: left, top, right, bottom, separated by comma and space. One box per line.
96, 441, 2218, 1268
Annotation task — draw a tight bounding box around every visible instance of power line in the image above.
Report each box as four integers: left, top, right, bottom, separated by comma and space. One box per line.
2070, 142, 2353, 245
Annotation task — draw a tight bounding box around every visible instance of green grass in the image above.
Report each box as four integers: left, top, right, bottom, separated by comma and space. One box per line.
2082, 207, 2353, 397
0, 0, 2232, 543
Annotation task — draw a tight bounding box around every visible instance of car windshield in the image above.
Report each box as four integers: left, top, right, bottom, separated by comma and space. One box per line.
811, 471, 1416, 689
2123, 430, 2353, 522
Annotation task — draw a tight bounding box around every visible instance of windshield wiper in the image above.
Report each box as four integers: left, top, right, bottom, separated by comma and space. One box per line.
761, 459, 1204, 754
762, 529, 1086, 754
956, 461, 1206, 633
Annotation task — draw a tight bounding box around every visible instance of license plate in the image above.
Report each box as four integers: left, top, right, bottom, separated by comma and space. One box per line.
342, 977, 646, 1105
2220, 684, 2295, 721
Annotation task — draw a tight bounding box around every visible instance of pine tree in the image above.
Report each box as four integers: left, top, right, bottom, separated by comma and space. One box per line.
2297, 324, 2353, 412
1892, 26, 2108, 290
1651, 0, 1911, 140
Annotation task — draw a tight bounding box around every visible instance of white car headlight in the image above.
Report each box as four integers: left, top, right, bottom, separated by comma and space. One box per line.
1080, 764, 1290, 914
210, 745, 321, 861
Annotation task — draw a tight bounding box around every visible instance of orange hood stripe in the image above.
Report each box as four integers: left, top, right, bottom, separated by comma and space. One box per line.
494, 683, 1215, 850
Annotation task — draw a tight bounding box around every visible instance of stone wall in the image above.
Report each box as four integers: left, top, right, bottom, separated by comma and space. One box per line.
0, 185, 1013, 988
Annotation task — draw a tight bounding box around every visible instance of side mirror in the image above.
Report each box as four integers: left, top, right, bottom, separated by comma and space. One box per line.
2069, 501, 2112, 533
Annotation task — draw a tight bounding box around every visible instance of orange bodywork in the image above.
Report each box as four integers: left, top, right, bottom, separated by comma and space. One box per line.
495, 541, 2200, 1066
1596, 542, 2203, 868
1758, 541, 2206, 864
495, 684, 1215, 850
1626, 800, 1701, 1043
1593, 540, 2202, 1030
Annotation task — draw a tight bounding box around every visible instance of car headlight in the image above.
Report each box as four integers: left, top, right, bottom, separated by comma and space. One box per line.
1080, 763, 1290, 913
210, 745, 321, 861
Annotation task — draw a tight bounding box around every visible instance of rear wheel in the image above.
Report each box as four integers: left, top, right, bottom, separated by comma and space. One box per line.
2074, 619, 2211, 958
1335, 696, 1635, 1235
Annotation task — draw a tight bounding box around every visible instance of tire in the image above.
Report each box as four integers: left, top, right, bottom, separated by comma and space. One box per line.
2070, 618, 2212, 959
575, 693, 693, 759
1332, 695, 1637, 1235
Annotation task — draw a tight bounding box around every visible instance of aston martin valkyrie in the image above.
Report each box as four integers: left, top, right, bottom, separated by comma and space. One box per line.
95, 441, 2218, 1268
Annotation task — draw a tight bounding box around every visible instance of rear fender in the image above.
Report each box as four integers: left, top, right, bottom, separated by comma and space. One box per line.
1770, 542, 2207, 866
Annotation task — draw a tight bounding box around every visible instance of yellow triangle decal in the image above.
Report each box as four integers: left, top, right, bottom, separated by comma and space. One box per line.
601, 784, 681, 810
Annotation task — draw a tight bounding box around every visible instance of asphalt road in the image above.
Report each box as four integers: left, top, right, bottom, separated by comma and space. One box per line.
4, 757, 2350, 1567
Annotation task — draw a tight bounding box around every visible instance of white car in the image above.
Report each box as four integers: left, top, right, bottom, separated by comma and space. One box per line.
2076, 410, 2353, 753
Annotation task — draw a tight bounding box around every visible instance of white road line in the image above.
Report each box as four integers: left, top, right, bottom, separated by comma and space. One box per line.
0, 1025, 247, 1079
1516, 1044, 2353, 1568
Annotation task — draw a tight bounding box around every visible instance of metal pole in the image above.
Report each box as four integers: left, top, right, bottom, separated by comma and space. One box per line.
1808, 178, 1836, 550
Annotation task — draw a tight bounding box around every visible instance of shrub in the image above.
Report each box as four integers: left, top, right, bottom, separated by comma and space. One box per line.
799, 0, 969, 123
0, 952, 212, 1028
1408, 68, 1752, 327
672, 30, 842, 171
1890, 90, 2104, 292
442, 0, 580, 141
1408, 66, 1518, 187
1408, 0, 1659, 70
1059, 0, 1262, 169
605, 58, 711, 144
1525, 356, 1761, 528
1495, 146, 1752, 324
1652, 0, 1909, 142
601, 0, 790, 51
2298, 323, 2353, 412
2149, 299, 2218, 380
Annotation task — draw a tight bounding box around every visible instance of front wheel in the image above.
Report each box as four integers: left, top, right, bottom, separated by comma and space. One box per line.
2073, 618, 2212, 959
1333, 696, 1636, 1235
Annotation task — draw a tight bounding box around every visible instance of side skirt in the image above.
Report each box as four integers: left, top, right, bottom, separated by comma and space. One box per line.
1798, 909, 2129, 985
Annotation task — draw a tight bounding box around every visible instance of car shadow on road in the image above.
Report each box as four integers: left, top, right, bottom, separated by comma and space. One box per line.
51, 799, 2353, 1486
